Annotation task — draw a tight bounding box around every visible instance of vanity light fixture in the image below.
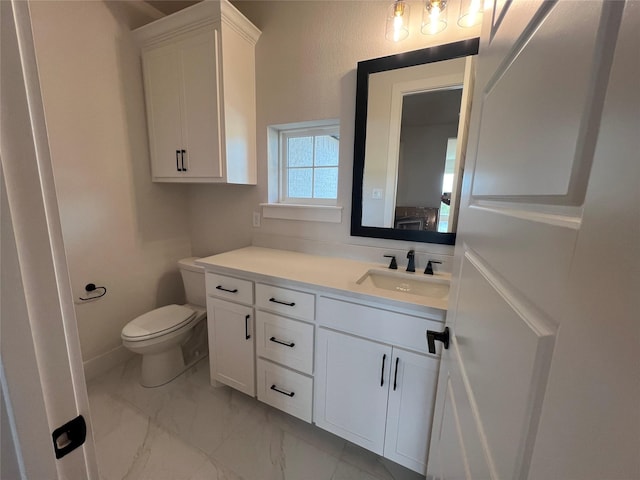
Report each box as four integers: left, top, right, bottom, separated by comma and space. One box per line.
457, 0, 483, 28
421, 0, 448, 35
385, 0, 410, 42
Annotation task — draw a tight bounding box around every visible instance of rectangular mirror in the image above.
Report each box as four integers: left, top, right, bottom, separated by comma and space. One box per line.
351, 39, 479, 244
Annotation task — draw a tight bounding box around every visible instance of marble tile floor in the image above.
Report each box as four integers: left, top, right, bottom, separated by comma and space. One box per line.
87, 357, 427, 480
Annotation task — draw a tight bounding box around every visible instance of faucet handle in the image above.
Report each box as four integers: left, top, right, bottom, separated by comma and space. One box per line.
424, 260, 442, 275
383, 255, 398, 270
406, 250, 415, 272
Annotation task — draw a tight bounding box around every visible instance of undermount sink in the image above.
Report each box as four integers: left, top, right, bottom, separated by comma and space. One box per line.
356, 269, 450, 300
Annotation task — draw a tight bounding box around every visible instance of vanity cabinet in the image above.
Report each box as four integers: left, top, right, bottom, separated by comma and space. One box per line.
204, 270, 316, 421
205, 273, 255, 396
199, 246, 448, 474
314, 296, 442, 474
133, 0, 260, 183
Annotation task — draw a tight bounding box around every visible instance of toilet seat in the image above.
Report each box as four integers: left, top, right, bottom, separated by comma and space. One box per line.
122, 304, 197, 342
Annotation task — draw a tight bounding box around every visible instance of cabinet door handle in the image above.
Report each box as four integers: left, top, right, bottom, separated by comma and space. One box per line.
269, 297, 295, 307
245, 315, 251, 340
181, 149, 187, 172
216, 285, 238, 294
380, 353, 387, 387
176, 150, 182, 171
426, 327, 450, 354
270, 384, 295, 397
393, 357, 399, 391
269, 336, 295, 348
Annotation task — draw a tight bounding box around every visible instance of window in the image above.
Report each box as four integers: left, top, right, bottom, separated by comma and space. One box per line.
263, 121, 342, 223
279, 125, 340, 205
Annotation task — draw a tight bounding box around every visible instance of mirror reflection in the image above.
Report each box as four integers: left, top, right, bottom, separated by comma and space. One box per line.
401, 89, 462, 233
351, 39, 479, 245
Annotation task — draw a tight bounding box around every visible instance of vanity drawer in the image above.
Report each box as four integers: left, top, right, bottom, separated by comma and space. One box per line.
206, 272, 253, 305
256, 359, 313, 423
318, 296, 444, 356
256, 283, 315, 321
256, 311, 314, 374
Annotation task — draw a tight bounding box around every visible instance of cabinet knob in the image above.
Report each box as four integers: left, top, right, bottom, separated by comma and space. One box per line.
426, 327, 450, 354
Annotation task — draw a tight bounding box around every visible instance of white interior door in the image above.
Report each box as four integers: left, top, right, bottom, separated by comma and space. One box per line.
1, 2, 98, 478
428, 1, 639, 479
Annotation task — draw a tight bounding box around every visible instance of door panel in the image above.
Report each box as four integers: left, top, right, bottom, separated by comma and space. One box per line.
384, 348, 439, 474
2, 1, 97, 476
208, 298, 255, 396
428, 1, 632, 479
314, 328, 391, 455
472, 2, 604, 201
143, 44, 183, 178
455, 251, 554, 479
432, 372, 493, 480
180, 28, 222, 178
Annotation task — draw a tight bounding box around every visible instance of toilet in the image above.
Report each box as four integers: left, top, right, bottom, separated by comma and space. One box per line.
121, 257, 208, 387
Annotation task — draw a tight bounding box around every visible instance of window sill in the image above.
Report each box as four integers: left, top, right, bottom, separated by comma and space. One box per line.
260, 203, 342, 223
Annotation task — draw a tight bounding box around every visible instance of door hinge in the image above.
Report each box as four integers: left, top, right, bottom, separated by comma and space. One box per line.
52, 415, 86, 459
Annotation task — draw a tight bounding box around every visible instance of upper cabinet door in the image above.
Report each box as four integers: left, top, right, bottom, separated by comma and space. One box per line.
179, 28, 223, 179
142, 43, 184, 179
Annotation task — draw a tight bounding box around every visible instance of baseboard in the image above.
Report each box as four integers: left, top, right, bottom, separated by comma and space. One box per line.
83, 345, 134, 382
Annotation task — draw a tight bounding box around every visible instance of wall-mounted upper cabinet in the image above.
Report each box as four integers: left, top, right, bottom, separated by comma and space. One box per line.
133, 0, 261, 183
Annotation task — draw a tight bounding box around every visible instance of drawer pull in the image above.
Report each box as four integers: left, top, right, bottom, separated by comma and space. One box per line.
269, 336, 295, 348
269, 297, 296, 307
216, 285, 238, 294
270, 384, 295, 397
245, 315, 251, 340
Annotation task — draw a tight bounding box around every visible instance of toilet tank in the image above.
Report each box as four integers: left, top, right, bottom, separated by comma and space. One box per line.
177, 257, 206, 307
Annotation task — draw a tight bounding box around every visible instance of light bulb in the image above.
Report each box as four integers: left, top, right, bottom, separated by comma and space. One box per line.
458, 0, 483, 28
422, 0, 447, 35
386, 1, 410, 42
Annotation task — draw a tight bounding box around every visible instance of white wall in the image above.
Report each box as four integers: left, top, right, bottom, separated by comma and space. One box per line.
188, 0, 480, 266
29, 1, 193, 375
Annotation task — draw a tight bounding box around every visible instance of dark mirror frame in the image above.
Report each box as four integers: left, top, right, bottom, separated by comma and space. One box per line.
351, 38, 480, 245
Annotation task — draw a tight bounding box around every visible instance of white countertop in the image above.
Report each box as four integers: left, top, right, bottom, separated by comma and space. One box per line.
196, 247, 449, 314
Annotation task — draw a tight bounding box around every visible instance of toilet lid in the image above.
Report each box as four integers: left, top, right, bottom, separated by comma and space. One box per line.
122, 304, 196, 341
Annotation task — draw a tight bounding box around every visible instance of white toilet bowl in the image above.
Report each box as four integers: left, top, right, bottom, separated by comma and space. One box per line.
121, 258, 208, 387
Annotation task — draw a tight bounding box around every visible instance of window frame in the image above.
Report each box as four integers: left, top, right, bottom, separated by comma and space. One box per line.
278, 125, 340, 206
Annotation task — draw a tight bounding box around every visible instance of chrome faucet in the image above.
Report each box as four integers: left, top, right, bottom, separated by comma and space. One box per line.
406, 250, 415, 272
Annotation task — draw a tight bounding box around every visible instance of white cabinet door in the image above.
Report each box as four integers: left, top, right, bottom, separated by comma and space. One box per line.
142, 28, 222, 181
179, 28, 222, 179
314, 328, 391, 455
384, 348, 439, 474
207, 297, 255, 396
142, 42, 184, 179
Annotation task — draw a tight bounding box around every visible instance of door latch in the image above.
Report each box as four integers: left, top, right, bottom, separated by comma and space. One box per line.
52, 415, 86, 459
426, 327, 450, 354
